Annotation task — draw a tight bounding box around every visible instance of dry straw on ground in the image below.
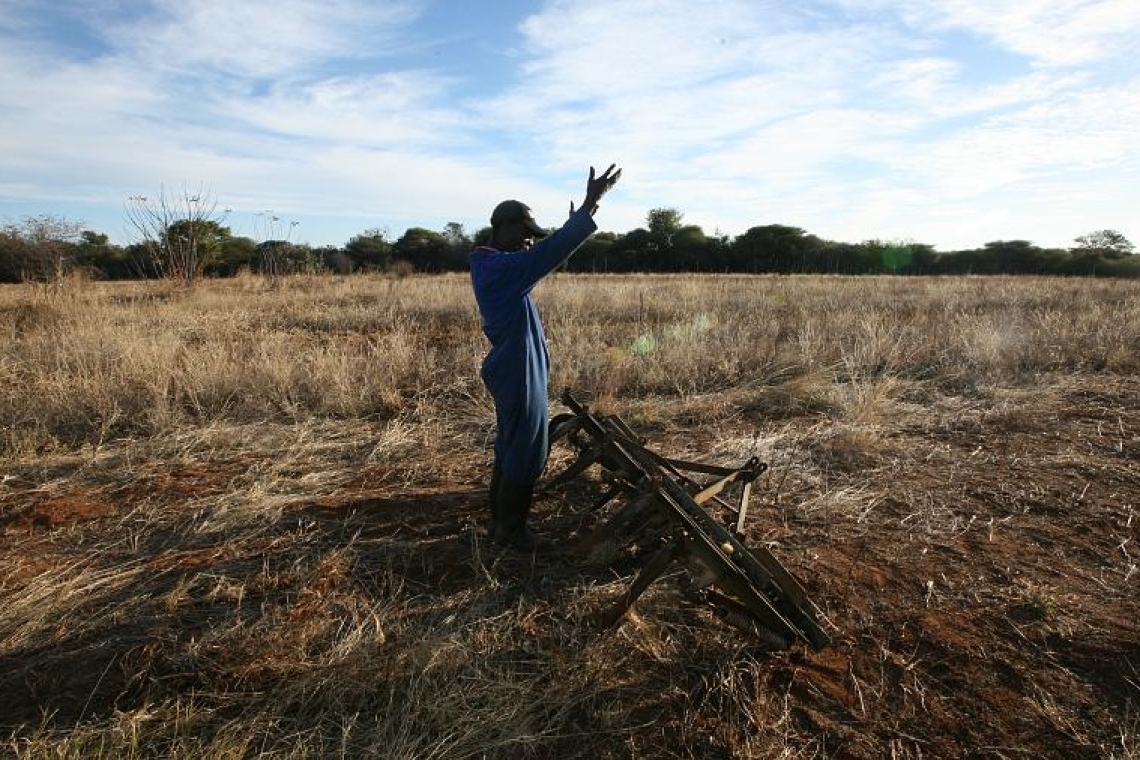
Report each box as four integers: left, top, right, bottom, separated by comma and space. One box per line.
1, 273, 1138, 758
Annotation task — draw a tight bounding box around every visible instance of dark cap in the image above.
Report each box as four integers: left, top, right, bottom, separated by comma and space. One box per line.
490, 200, 548, 238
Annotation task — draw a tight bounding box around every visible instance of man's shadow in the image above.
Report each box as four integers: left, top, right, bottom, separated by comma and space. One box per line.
0, 485, 628, 733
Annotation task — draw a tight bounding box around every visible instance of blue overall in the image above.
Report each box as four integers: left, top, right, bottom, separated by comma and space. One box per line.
470, 209, 598, 483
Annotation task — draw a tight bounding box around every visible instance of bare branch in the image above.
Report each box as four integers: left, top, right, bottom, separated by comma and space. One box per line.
124, 186, 230, 284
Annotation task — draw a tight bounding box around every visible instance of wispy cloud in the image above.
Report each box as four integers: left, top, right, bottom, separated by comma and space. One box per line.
489, 0, 1140, 245
100, 0, 422, 77
882, 0, 1140, 67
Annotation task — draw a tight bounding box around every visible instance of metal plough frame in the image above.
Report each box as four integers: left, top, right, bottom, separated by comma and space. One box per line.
547, 390, 831, 651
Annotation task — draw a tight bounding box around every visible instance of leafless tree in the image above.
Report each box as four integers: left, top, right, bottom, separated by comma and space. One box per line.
1, 215, 84, 282
254, 210, 300, 280
125, 186, 230, 284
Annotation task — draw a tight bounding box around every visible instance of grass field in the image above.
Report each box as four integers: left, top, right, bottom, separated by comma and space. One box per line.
1, 272, 1138, 758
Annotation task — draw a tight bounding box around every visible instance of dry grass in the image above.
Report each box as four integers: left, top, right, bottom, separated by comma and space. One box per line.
3, 274, 1138, 456
1, 273, 1138, 758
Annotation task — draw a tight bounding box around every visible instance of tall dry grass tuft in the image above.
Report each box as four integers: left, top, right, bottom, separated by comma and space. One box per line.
1, 276, 481, 455
3, 274, 1139, 454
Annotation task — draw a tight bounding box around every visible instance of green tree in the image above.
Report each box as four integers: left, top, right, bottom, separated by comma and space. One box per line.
441, 222, 473, 271
75, 230, 131, 278
818, 242, 866, 274
442, 222, 471, 249
1072, 229, 1134, 259
903, 244, 939, 274
731, 225, 815, 272
607, 228, 653, 272
345, 229, 392, 271
566, 231, 619, 272
318, 246, 355, 274
210, 236, 258, 276
261, 241, 321, 274
393, 227, 450, 272
981, 240, 1042, 274
164, 219, 231, 273
646, 207, 683, 245
0, 227, 26, 282
125, 188, 231, 283
859, 239, 925, 273
672, 224, 718, 271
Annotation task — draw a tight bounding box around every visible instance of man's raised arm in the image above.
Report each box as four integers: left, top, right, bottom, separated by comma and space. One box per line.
514, 164, 623, 292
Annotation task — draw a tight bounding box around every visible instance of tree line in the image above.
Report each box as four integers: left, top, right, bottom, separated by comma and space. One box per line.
1, 205, 1136, 284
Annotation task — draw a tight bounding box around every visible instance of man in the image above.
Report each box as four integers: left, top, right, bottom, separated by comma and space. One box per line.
470, 164, 622, 551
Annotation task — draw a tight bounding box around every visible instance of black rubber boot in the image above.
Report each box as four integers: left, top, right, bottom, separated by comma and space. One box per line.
492, 480, 549, 553
488, 467, 503, 534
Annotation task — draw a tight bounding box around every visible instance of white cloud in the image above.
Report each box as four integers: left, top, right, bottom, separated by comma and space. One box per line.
885, 80, 1140, 197
0, 1, 487, 220
478, 2, 892, 210
0, 0, 1137, 250
487, 0, 1138, 246
99, 0, 423, 77
848, 0, 1140, 67
218, 72, 466, 147
930, 0, 1140, 67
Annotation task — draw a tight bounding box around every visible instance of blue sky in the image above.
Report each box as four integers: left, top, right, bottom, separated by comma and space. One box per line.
1, 0, 1137, 251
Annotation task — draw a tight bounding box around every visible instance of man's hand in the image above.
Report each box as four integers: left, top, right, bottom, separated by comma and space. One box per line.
577, 164, 622, 216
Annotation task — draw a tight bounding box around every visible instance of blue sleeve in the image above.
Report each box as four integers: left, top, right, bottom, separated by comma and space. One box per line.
512, 209, 598, 294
